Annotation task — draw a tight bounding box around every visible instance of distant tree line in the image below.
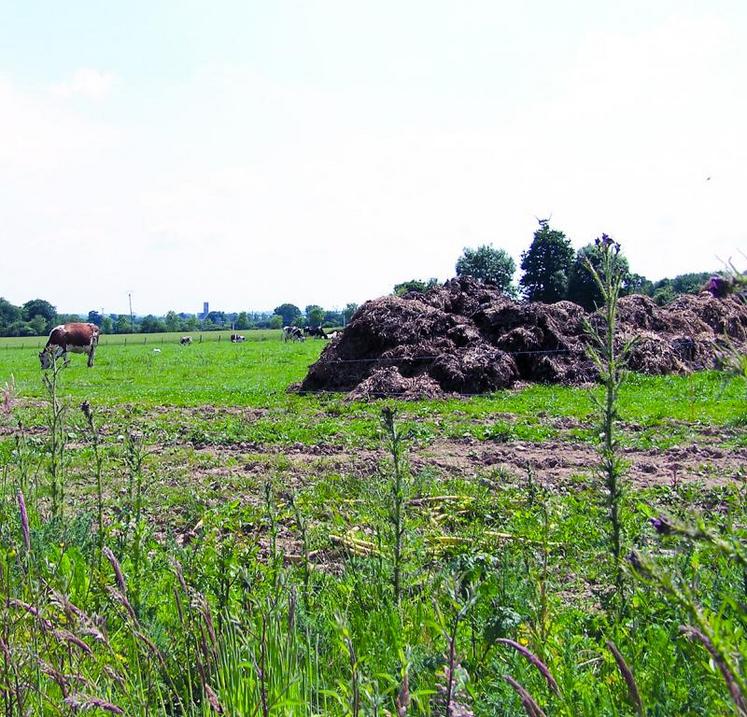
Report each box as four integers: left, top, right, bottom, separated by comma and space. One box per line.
0, 222, 723, 338
394, 222, 717, 310
0, 300, 360, 337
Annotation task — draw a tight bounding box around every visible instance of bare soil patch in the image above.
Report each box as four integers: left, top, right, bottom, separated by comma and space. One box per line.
191, 437, 746, 493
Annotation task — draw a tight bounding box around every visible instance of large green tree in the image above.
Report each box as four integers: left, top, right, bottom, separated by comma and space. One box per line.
273, 303, 301, 326
305, 304, 326, 327
22, 299, 56, 324
566, 240, 632, 310
455, 244, 515, 294
114, 315, 133, 334
141, 315, 166, 333
393, 278, 439, 296
88, 310, 102, 326
519, 223, 574, 303
28, 315, 47, 336
164, 311, 182, 332
0, 298, 22, 330
342, 303, 358, 325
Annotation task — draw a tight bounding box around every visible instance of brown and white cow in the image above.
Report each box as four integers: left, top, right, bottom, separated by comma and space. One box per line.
39, 323, 100, 369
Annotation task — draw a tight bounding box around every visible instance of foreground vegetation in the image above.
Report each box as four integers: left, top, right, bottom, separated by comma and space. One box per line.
1, 326, 746, 715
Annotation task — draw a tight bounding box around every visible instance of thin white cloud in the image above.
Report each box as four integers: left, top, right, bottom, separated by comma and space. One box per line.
52, 68, 115, 100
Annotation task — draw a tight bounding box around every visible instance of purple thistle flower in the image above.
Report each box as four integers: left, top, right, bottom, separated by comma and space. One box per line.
80, 400, 93, 423
705, 275, 730, 298
649, 515, 674, 535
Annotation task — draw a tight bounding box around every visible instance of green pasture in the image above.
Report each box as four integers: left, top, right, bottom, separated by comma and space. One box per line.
1, 333, 745, 453
0, 328, 283, 349
2, 329, 747, 715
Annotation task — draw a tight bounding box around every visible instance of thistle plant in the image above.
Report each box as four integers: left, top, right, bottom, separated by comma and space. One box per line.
123, 431, 146, 614
81, 400, 105, 565
583, 235, 635, 614
380, 406, 409, 606
42, 357, 68, 521
628, 548, 747, 714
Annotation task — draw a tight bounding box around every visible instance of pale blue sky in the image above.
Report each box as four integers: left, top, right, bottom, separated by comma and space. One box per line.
1, 1, 746, 314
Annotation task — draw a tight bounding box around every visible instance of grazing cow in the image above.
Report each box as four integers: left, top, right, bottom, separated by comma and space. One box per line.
282, 326, 305, 342
152, 348, 161, 353
303, 325, 328, 339
180, 336, 192, 345
327, 330, 342, 339
230, 333, 246, 343
39, 323, 100, 369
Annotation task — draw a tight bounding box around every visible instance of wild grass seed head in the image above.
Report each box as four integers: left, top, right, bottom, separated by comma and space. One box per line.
503, 675, 547, 717
102, 547, 128, 595
17, 490, 30, 551
680, 625, 747, 714
64, 694, 124, 715
606, 640, 643, 716
496, 638, 560, 695
204, 683, 225, 714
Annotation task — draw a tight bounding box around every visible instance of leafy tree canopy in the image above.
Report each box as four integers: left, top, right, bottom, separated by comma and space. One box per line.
114, 315, 133, 334
519, 224, 574, 303
0, 298, 22, 328
566, 241, 632, 310
273, 303, 302, 326
305, 304, 326, 327
205, 311, 226, 325
88, 310, 102, 326
141, 315, 166, 333
455, 244, 515, 294
28, 315, 47, 335
22, 299, 56, 323
343, 303, 358, 324
393, 278, 439, 296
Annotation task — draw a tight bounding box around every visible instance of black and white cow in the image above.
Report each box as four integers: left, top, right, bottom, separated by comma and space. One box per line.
282, 326, 305, 342
180, 336, 192, 345
39, 323, 100, 369
303, 326, 328, 339
230, 334, 246, 343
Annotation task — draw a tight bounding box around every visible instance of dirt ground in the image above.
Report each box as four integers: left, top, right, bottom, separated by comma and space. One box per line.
196, 434, 747, 493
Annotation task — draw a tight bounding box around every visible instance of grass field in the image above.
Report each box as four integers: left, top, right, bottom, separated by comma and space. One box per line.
1, 330, 746, 715
0, 328, 283, 350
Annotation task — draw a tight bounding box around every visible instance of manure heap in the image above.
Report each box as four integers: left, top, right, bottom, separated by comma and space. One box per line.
298, 277, 747, 399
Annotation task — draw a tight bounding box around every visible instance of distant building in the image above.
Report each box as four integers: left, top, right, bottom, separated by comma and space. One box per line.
199, 302, 209, 320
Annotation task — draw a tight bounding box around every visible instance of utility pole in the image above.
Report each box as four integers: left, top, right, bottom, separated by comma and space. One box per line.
128, 292, 134, 333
